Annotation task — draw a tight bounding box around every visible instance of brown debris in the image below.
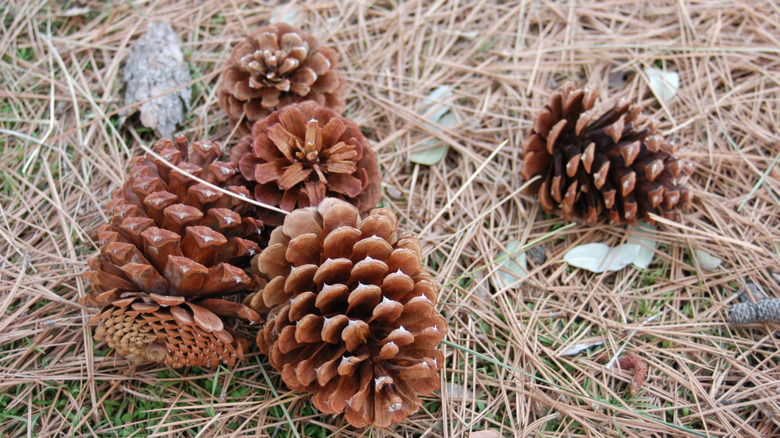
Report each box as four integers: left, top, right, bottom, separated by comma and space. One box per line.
218, 23, 346, 133
246, 198, 446, 428
80, 136, 263, 368
231, 101, 382, 226
597, 353, 648, 396
521, 82, 693, 225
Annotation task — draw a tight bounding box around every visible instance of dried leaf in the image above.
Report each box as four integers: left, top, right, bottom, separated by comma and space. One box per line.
409, 142, 451, 166
410, 87, 455, 165
564, 242, 640, 273
559, 339, 604, 357
61, 6, 91, 17
645, 66, 679, 104
446, 381, 475, 400
120, 21, 191, 139
628, 221, 657, 270
469, 431, 502, 438
493, 241, 527, 288
694, 249, 722, 270
270, 4, 300, 25
422, 85, 453, 122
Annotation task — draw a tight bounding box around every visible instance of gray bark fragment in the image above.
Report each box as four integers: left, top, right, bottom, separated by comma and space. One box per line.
120, 21, 191, 139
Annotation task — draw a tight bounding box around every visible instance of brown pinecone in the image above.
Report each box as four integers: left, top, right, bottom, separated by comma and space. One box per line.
521, 82, 693, 224
218, 23, 346, 133
246, 198, 446, 428
80, 136, 263, 368
230, 101, 382, 226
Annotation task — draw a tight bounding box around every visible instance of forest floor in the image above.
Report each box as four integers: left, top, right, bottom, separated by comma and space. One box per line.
1, 0, 779, 437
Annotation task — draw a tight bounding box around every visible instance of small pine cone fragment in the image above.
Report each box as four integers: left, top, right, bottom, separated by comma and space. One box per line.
246, 198, 446, 428
728, 299, 780, 325
521, 82, 693, 224
218, 23, 346, 132
597, 353, 648, 396
231, 101, 381, 226
80, 136, 262, 368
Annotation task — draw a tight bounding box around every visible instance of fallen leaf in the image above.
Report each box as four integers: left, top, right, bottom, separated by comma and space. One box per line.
410, 86, 455, 165
120, 21, 191, 139
645, 66, 679, 104
560, 339, 605, 357
694, 249, 722, 270
383, 184, 404, 200
470, 431, 502, 438
564, 242, 640, 273
270, 4, 300, 25
470, 267, 492, 307
61, 6, 91, 16
445, 381, 475, 400
493, 241, 527, 288
628, 221, 657, 270
410, 112, 455, 165
421, 85, 453, 121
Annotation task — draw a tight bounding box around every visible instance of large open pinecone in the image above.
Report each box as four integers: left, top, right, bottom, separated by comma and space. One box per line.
246, 198, 446, 428
80, 136, 263, 368
521, 82, 693, 224
218, 23, 346, 133
230, 101, 382, 226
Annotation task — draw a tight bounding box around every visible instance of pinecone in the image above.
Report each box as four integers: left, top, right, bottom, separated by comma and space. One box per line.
246, 198, 446, 428
230, 101, 382, 226
218, 23, 346, 133
80, 136, 263, 368
521, 82, 693, 224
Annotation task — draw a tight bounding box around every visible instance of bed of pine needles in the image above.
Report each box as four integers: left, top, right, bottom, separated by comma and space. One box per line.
1, 1, 779, 437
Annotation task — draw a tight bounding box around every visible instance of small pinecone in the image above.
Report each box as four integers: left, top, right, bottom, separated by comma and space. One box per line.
80, 136, 263, 368
218, 23, 346, 132
521, 82, 693, 224
230, 101, 382, 226
246, 198, 446, 428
